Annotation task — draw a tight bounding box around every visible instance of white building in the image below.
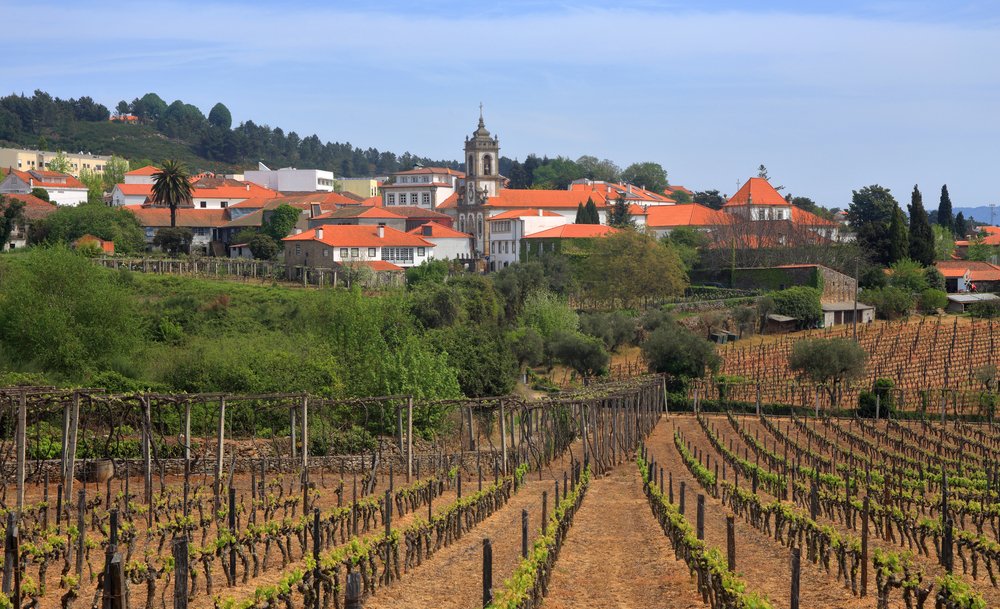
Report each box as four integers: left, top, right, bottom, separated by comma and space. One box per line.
0, 169, 88, 206
243, 162, 336, 192
111, 177, 279, 209
486, 209, 567, 269
282, 225, 436, 269
382, 167, 463, 210
124, 165, 160, 185
408, 222, 473, 260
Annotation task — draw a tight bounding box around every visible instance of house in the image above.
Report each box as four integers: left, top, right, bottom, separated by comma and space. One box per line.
381, 167, 464, 209
947, 293, 1000, 314
228, 243, 254, 259
935, 261, 1000, 293
243, 163, 336, 192
0, 148, 111, 177
124, 205, 230, 254
282, 225, 435, 273
486, 209, 566, 269
520, 224, 620, 261
335, 177, 380, 199
1, 193, 56, 250
641, 204, 731, 238
0, 169, 89, 206
111, 176, 279, 209
377, 206, 454, 232
227, 192, 361, 220
73, 234, 115, 255
720, 178, 846, 244
123, 165, 160, 185
407, 222, 473, 260
821, 302, 875, 327
309, 207, 408, 232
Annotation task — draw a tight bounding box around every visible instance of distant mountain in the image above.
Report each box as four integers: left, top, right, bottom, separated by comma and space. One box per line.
954, 206, 1000, 224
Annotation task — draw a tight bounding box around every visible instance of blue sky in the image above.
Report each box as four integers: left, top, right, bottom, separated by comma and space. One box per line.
3, 1, 1000, 208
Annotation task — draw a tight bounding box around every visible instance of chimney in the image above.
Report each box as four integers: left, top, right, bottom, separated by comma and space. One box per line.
538, 209, 543, 217
627, 184, 633, 195
315, 227, 323, 240
422, 224, 433, 236
293, 228, 302, 235
245, 183, 250, 191
377, 224, 385, 238
29, 178, 33, 188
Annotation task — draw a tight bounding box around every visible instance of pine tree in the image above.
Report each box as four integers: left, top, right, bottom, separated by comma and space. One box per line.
585, 197, 600, 224
575, 202, 586, 224
908, 185, 935, 265
937, 184, 953, 233
888, 206, 909, 264
955, 212, 968, 238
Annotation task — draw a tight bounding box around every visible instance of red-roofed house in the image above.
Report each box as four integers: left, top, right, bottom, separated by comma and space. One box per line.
111, 177, 280, 209
935, 261, 1000, 292
486, 209, 568, 269
124, 165, 161, 185
1, 193, 56, 250
718, 178, 847, 245
0, 169, 88, 206
124, 205, 230, 254
643, 204, 731, 237
521, 224, 620, 261
73, 234, 115, 255
382, 166, 464, 210
408, 222, 473, 260
282, 225, 435, 272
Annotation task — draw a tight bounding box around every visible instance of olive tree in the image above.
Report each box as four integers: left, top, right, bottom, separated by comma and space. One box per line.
788, 338, 868, 406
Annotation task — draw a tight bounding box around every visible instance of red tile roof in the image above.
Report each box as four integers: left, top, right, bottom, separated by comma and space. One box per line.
407, 222, 470, 239
1, 193, 57, 220
936, 261, 1000, 281
124, 205, 230, 228
349, 260, 404, 272
74, 234, 115, 254
724, 178, 789, 207
385, 206, 451, 219
791, 206, 839, 227
313, 207, 405, 220
283, 225, 435, 248
645, 204, 730, 228
126, 165, 160, 176
229, 191, 357, 209
393, 167, 465, 177
488, 208, 562, 220
487, 189, 610, 209
524, 224, 620, 239
8, 169, 86, 190
115, 184, 153, 197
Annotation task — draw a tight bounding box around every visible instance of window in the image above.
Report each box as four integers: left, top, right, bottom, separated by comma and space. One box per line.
483, 155, 492, 175
368, 248, 376, 257
295, 244, 302, 255
350, 247, 359, 257
422, 176, 429, 183
417, 247, 425, 256
221, 201, 228, 208
340, 248, 348, 257
200, 201, 207, 208
410, 193, 418, 204
382, 247, 414, 263
323, 248, 329, 257
422, 193, 430, 205
387, 194, 395, 205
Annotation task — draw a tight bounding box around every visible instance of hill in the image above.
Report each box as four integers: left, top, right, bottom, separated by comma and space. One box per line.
954, 206, 1000, 224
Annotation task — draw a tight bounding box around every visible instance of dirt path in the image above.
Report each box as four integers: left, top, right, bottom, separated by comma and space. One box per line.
663, 416, 868, 609
543, 457, 705, 609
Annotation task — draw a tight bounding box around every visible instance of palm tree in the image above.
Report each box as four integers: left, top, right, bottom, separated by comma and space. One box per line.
151, 160, 193, 227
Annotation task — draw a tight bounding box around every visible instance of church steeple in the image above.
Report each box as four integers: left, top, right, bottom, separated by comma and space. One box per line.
463, 106, 502, 205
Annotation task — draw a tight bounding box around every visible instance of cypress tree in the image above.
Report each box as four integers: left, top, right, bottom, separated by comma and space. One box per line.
937, 184, 953, 233
955, 212, 968, 239
888, 206, 909, 264
585, 197, 600, 224
908, 184, 935, 265
575, 202, 586, 224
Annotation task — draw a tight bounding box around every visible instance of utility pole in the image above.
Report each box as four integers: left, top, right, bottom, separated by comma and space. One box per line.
853, 256, 860, 341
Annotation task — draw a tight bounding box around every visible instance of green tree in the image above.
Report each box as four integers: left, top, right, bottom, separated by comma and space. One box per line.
772, 286, 822, 328
30, 188, 50, 202
888, 205, 909, 264
102, 156, 130, 191
918, 288, 947, 314
575, 202, 586, 224
607, 194, 633, 228
924, 266, 946, 291
848, 185, 899, 266
47, 151, 71, 174
662, 226, 708, 271
153, 227, 193, 255
932, 225, 955, 261
0, 196, 26, 247
955, 212, 968, 238
670, 190, 693, 203
248, 233, 279, 260
694, 190, 726, 210
575, 155, 620, 182
151, 160, 193, 228
509, 326, 544, 370
208, 102, 233, 130
888, 259, 928, 293
788, 338, 868, 405
32, 204, 145, 253
263, 204, 301, 241
937, 185, 953, 233
581, 230, 687, 309
78, 168, 104, 204
548, 331, 609, 381
859, 286, 913, 320
641, 323, 719, 380
584, 198, 600, 223
621, 162, 668, 192
908, 185, 935, 265
522, 291, 578, 340
531, 157, 584, 189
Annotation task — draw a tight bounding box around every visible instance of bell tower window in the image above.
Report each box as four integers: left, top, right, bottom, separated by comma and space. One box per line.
468, 154, 475, 175
483, 154, 492, 176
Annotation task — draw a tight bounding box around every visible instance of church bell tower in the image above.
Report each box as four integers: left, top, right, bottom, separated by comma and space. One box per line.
463, 105, 503, 205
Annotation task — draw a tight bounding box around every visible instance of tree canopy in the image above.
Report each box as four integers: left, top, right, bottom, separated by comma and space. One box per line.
848, 185, 900, 266
788, 338, 868, 404
580, 230, 686, 309
621, 162, 668, 192
151, 160, 193, 227
908, 185, 935, 265
937, 184, 953, 233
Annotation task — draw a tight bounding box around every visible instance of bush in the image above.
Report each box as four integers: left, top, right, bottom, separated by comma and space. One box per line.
547, 331, 609, 379
641, 323, 719, 379
970, 300, 1000, 318
509, 326, 545, 369
888, 258, 928, 292
406, 259, 450, 288
858, 378, 895, 418
772, 286, 822, 328
924, 266, 946, 291
918, 288, 948, 314
859, 286, 913, 320
153, 227, 193, 255
248, 234, 279, 260
579, 311, 637, 351
523, 291, 578, 340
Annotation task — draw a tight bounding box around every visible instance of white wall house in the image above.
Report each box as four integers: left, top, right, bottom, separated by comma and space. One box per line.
0, 169, 88, 206
382, 167, 463, 210
487, 209, 567, 270
283, 225, 435, 269
244, 163, 336, 192
408, 222, 473, 260
124, 166, 160, 185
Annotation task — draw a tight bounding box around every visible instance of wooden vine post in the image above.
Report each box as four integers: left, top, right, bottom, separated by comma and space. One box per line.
407, 395, 414, 481
790, 547, 801, 609
173, 537, 189, 609
15, 390, 26, 510
482, 538, 493, 608
500, 400, 508, 475
726, 515, 736, 570
216, 397, 226, 511
142, 396, 153, 515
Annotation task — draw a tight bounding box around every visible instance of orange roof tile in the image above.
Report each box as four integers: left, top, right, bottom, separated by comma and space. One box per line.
115, 183, 153, 196
407, 222, 471, 239
486, 189, 610, 209
488, 208, 562, 220
524, 224, 620, 239
936, 261, 1000, 281
724, 178, 788, 207
124, 205, 230, 228
645, 204, 730, 228
313, 207, 405, 220
283, 225, 435, 248
393, 167, 465, 177
126, 165, 160, 176
9, 169, 86, 190
350, 260, 404, 272
791, 206, 839, 227
385, 206, 451, 219
1, 193, 56, 220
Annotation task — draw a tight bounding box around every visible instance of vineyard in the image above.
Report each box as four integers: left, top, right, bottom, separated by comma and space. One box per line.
706, 317, 1000, 415
3, 378, 999, 609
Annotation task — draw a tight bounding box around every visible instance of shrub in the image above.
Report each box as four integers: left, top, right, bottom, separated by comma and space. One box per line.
772, 287, 822, 328
888, 258, 928, 292
523, 291, 578, 340
918, 288, 948, 314
248, 234, 279, 260
970, 300, 1000, 318
641, 323, 720, 379
579, 311, 637, 351
153, 227, 193, 255
859, 286, 913, 320
858, 378, 895, 418
547, 331, 609, 379
924, 266, 946, 291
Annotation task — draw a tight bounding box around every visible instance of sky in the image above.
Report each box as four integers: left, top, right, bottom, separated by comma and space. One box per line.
3, 0, 1000, 208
